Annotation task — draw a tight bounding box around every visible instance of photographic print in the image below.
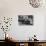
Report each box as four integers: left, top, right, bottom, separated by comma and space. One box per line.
18, 15, 33, 25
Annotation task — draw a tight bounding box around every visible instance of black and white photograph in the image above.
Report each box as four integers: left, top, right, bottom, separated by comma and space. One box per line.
18, 15, 33, 25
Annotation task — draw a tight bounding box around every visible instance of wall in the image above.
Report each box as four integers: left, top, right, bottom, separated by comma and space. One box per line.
0, 0, 46, 40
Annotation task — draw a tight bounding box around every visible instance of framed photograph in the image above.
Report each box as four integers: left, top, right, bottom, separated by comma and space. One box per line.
18, 15, 33, 25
